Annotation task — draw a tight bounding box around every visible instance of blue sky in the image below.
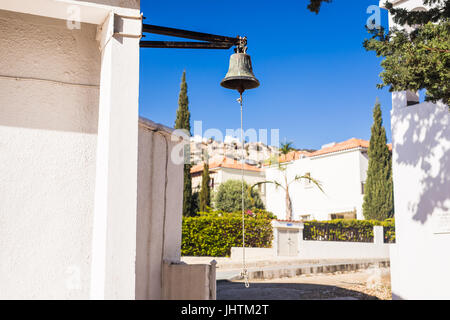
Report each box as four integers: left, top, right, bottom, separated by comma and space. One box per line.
139, 0, 392, 150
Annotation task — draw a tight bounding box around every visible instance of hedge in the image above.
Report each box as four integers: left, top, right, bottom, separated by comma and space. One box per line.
303, 219, 395, 243
181, 211, 274, 257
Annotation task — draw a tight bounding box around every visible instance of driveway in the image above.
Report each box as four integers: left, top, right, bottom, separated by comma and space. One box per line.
217, 268, 391, 300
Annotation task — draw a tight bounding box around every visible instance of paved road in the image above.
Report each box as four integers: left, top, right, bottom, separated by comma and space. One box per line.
217, 268, 391, 300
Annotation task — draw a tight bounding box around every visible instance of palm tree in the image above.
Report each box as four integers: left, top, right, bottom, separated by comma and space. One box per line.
252, 142, 323, 221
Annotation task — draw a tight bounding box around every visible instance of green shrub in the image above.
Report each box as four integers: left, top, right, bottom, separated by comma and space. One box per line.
214, 180, 265, 212
381, 218, 396, 243
181, 210, 274, 257
303, 219, 395, 243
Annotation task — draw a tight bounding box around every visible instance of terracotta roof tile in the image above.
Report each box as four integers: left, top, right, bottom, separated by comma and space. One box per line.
266, 138, 392, 164
279, 150, 312, 163
190, 156, 262, 174
309, 138, 369, 157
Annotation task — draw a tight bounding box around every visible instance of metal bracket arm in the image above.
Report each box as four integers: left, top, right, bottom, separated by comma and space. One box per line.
140, 23, 246, 50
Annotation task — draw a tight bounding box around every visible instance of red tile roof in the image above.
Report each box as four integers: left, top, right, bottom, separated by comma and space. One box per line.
267, 138, 392, 164
309, 138, 370, 157
191, 156, 262, 174
278, 150, 312, 163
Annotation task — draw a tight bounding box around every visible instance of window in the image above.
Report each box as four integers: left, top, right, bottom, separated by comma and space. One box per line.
361, 182, 365, 195
329, 210, 357, 220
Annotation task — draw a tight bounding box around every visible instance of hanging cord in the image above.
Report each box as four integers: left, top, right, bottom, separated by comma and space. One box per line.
238, 92, 250, 289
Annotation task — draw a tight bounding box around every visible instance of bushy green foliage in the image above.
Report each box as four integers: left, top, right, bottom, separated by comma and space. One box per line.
181, 210, 274, 257
382, 218, 396, 243
303, 219, 395, 243
364, 20, 450, 105
214, 180, 265, 213
365, 0, 450, 105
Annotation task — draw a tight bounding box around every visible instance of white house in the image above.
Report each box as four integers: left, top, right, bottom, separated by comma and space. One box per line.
380, 0, 450, 300
0, 0, 214, 300
191, 156, 267, 204
265, 138, 392, 221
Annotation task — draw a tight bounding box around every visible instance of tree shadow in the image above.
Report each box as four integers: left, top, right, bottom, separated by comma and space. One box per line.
217, 280, 382, 300
392, 100, 450, 224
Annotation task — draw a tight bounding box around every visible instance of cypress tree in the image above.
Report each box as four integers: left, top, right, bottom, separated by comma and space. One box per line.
199, 156, 211, 212
363, 99, 394, 221
175, 70, 193, 216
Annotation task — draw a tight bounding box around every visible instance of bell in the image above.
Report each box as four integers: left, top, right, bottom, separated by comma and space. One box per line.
221, 52, 260, 94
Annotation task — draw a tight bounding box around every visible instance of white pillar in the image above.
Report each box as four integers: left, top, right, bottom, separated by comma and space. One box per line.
373, 226, 384, 245
90, 11, 141, 300
297, 224, 304, 256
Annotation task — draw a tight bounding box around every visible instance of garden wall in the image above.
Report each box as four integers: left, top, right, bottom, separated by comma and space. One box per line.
231, 220, 392, 261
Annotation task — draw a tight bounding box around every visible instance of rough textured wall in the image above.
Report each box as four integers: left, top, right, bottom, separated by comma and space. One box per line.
0, 11, 100, 299
136, 120, 184, 300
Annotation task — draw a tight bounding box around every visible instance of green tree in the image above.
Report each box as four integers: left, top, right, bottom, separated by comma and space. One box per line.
253, 142, 323, 221
363, 100, 394, 221
214, 180, 265, 213
174, 70, 194, 216
199, 159, 211, 212
308, 0, 450, 105
191, 191, 200, 215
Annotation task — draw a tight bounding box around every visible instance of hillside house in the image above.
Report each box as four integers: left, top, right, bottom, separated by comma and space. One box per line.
265, 138, 392, 221
191, 156, 267, 205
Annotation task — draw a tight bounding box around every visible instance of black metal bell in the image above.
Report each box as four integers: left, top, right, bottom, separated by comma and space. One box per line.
221, 52, 260, 94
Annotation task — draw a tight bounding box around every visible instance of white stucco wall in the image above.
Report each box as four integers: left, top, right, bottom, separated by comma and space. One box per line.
136, 119, 184, 300
389, 94, 450, 299
0, 1, 186, 300
0, 10, 100, 299
266, 150, 366, 221
380, 0, 450, 300
231, 223, 390, 260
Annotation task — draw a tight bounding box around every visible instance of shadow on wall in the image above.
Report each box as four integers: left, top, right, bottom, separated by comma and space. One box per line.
217, 280, 382, 300
393, 101, 450, 224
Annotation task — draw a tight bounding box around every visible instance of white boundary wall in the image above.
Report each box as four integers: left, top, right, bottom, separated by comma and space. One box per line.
231, 221, 391, 261
389, 93, 450, 299
379, 0, 450, 300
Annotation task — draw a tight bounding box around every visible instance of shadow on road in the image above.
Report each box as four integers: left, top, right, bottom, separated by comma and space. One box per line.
217, 280, 379, 300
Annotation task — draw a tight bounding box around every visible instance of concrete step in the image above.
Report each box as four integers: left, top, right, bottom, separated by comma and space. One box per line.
183, 256, 389, 270
217, 259, 390, 281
